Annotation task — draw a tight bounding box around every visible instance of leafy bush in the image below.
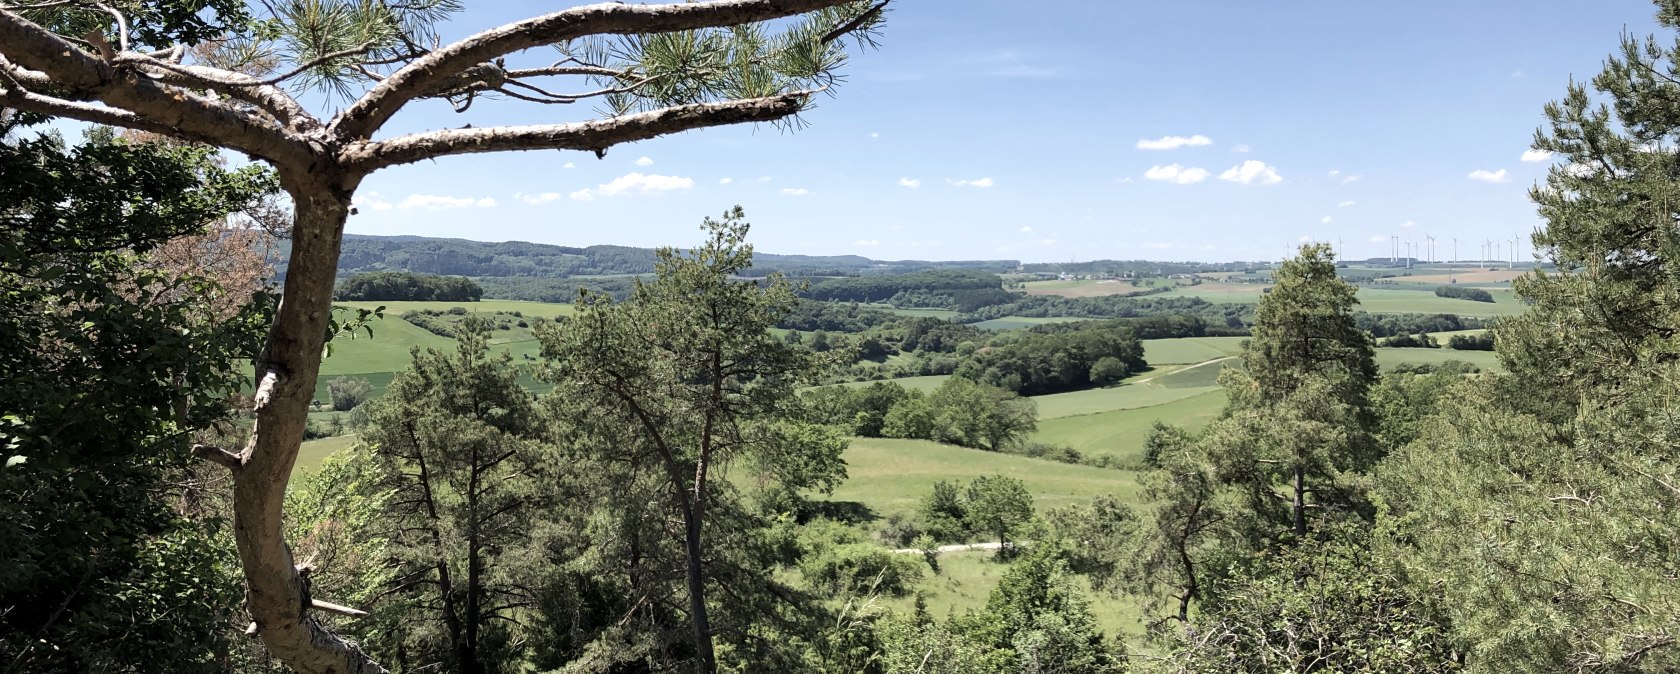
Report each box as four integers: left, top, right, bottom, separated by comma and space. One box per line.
1434, 285, 1495, 302
1447, 333, 1494, 350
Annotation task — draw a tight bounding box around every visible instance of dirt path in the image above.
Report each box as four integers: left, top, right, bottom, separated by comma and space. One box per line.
892, 541, 1004, 554
1134, 355, 1235, 385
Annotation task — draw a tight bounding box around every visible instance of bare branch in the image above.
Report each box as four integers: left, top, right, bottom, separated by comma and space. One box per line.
0, 9, 317, 168
193, 444, 243, 470
330, 0, 853, 139
117, 56, 321, 132
310, 598, 369, 618
339, 90, 809, 173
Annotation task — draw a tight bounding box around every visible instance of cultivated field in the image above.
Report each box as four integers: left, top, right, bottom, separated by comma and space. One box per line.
824, 438, 1141, 519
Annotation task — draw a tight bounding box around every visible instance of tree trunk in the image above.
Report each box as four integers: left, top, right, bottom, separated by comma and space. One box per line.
464, 443, 483, 674
229, 173, 387, 674
684, 443, 716, 674
1292, 465, 1307, 537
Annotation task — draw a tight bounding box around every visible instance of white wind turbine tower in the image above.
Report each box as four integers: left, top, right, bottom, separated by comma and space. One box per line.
1510, 232, 1520, 270
1406, 239, 1414, 269
1451, 237, 1458, 283
1425, 235, 1436, 265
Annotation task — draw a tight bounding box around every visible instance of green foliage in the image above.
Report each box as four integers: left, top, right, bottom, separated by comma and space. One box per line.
804, 269, 1006, 306
965, 475, 1035, 550
536, 207, 849, 671
797, 521, 925, 598
0, 127, 277, 671
917, 480, 971, 543
325, 375, 371, 411
1354, 311, 1487, 338
1446, 332, 1495, 351
1434, 285, 1496, 302
1380, 331, 1439, 348
1368, 6, 1680, 670
343, 316, 545, 671
334, 270, 482, 302
955, 324, 1146, 396
1143, 527, 1460, 674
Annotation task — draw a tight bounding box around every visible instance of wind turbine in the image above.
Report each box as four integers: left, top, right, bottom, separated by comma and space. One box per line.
1451, 237, 1458, 283
1406, 239, 1414, 269
1509, 233, 1519, 269
1425, 235, 1436, 265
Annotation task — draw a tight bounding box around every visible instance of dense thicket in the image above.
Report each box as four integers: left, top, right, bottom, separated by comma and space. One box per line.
475, 275, 642, 302
334, 270, 482, 301
803, 269, 1008, 307
1354, 311, 1487, 337
1372, 5, 1680, 668
777, 300, 902, 332
1433, 285, 1495, 302
0, 125, 277, 672
959, 295, 1253, 328
955, 325, 1146, 395
803, 378, 1037, 451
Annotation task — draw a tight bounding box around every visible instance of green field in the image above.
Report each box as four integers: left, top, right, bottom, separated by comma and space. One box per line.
1032, 389, 1227, 461
1373, 347, 1501, 371
1141, 336, 1246, 364
826, 438, 1140, 519
296, 434, 360, 475
1031, 360, 1231, 420
1154, 282, 1526, 317
315, 302, 553, 401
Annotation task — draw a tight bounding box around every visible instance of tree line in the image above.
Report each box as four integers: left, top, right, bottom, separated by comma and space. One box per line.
334, 270, 483, 302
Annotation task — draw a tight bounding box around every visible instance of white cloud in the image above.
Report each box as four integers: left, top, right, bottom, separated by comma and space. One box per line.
1341, 175, 1362, 185
1338, 200, 1356, 207
1467, 168, 1510, 184
1521, 149, 1554, 163
353, 191, 393, 211
562, 162, 576, 169
1020, 226, 1035, 233
516, 192, 561, 205
1144, 164, 1210, 184
634, 156, 654, 166
1219, 160, 1283, 186
397, 194, 499, 210
1114, 177, 1134, 184
1400, 220, 1417, 229
758, 176, 772, 182
898, 177, 922, 188
947, 177, 995, 188
1231, 144, 1251, 153
855, 239, 879, 247
568, 172, 694, 201
719, 177, 733, 185
1327, 169, 1341, 177
1369, 235, 1387, 243
780, 187, 811, 196
870, 132, 881, 139
1511, 70, 1527, 79
1321, 216, 1333, 224
1137, 134, 1214, 150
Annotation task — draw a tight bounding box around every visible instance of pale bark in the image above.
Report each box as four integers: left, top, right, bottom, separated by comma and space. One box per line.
0, 1, 866, 671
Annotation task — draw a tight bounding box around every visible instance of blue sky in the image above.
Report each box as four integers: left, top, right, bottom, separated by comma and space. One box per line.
343, 0, 1662, 263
